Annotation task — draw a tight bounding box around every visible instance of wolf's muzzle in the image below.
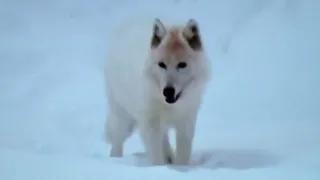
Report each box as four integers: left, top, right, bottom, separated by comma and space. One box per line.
163, 86, 181, 104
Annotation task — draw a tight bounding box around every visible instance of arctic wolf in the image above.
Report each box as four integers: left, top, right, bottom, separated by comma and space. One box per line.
104, 15, 211, 166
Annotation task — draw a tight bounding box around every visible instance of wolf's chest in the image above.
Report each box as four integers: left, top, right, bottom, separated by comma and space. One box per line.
147, 100, 186, 125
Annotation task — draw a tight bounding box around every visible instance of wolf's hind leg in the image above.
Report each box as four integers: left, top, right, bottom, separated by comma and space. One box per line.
104, 97, 136, 157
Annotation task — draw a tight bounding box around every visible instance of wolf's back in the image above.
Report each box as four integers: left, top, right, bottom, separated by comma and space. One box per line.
104, 15, 157, 119
107, 15, 155, 67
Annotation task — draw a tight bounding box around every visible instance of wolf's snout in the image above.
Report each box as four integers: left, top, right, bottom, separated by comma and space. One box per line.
163, 86, 175, 98
163, 86, 180, 104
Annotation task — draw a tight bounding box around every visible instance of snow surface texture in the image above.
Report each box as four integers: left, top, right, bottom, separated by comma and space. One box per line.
1, 0, 320, 179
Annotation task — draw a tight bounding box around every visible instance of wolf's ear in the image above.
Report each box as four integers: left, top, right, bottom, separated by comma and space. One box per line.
183, 19, 202, 51
151, 18, 166, 48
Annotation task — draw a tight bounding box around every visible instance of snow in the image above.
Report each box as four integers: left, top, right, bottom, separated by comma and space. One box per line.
0, 0, 319, 179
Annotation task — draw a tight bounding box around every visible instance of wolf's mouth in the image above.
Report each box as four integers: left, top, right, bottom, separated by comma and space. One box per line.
165, 91, 182, 104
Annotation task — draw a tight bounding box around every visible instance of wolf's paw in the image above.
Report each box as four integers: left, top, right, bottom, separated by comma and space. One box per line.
110, 146, 123, 157
166, 154, 173, 164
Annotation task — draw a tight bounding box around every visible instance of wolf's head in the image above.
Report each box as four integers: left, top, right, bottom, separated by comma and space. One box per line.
145, 18, 208, 105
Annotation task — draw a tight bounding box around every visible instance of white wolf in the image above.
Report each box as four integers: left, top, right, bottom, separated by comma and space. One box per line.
104, 14, 211, 166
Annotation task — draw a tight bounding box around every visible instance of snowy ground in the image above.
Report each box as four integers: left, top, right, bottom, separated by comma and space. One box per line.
1, 0, 320, 179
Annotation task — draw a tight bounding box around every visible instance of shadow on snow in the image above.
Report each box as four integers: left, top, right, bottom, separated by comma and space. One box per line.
104, 148, 283, 172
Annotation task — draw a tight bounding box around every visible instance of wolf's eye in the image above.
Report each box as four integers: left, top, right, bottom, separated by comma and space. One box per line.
158, 62, 167, 69
177, 62, 187, 69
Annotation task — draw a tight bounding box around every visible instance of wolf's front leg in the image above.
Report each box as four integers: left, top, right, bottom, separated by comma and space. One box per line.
139, 119, 167, 165
163, 133, 174, 164
174, 120, 196, 165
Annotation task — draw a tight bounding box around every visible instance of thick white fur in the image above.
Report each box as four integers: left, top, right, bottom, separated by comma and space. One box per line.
104, 14, 210, 166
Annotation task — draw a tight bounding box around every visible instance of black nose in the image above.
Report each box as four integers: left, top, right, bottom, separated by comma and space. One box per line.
163, 86, 175, 99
